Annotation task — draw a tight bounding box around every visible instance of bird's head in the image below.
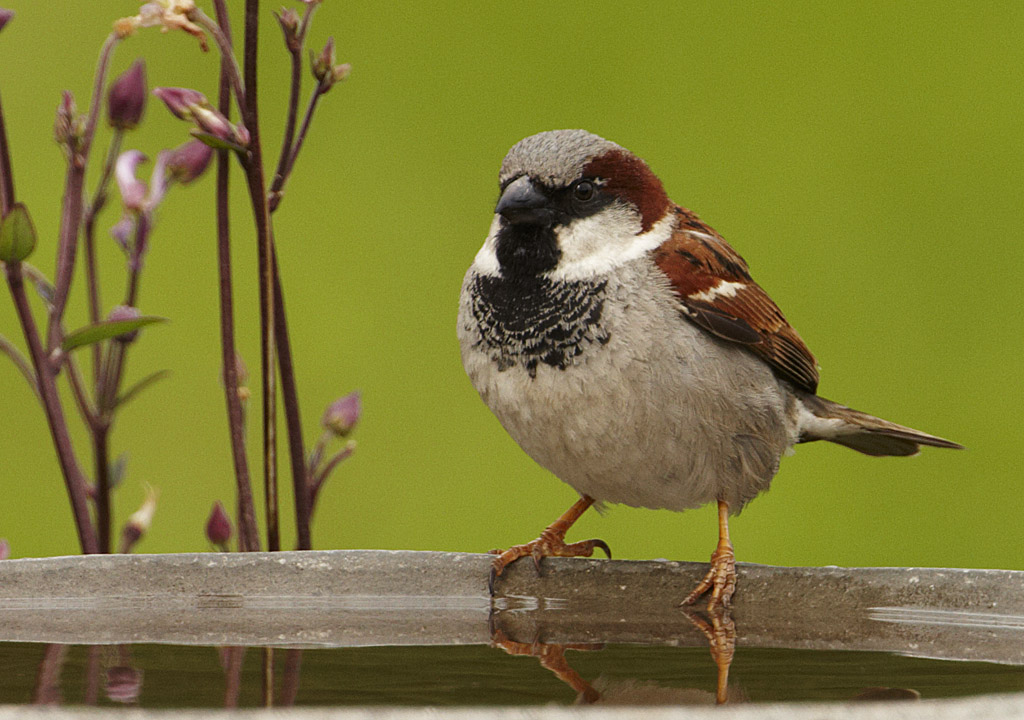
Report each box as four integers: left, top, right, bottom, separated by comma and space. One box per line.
475, 130, 674, 281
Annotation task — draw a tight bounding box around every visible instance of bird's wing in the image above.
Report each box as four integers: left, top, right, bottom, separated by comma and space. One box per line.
652, 206, 820, 394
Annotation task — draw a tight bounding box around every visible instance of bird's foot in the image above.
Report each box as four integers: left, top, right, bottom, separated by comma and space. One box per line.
491, 629, 603, 703
488, 527, 611, 593
682, 605, 735, 705
681, 540, 736, 611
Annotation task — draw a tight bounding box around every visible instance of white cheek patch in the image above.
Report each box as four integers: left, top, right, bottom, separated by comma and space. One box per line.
548, 211, 675, 282
471, 215, 503, 277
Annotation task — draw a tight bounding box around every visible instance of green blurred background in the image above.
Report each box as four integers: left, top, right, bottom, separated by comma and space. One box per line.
0, 2, 1020, 570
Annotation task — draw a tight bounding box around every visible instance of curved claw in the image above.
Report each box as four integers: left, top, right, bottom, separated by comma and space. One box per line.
590, 538, 612, 559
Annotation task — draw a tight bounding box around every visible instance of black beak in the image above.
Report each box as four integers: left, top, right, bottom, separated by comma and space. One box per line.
496, 176, 554, 226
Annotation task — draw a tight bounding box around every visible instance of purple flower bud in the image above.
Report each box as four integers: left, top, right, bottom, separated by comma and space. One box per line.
118, 485, 158, 553
108, 60, 147, 130
311, 37, 335, 83
105, 666, 142, 704
152, 86, 207, 120
275, 8, 300, 49
0, 9, 14, 34
54, 90, 82, 149
111, 215, 134, 252
191, 105, 237, 143
206, 501, 233, 550
322, 391, 361, 437
108, 305, 142, 342
331, 63, 352, 84
0, 538, 9, 560
163, 139, 213, 184
115, 150, 149, 210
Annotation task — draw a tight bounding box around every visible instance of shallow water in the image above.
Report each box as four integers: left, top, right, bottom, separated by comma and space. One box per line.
2, 641, 1023, 708
3, 553, 1024, 708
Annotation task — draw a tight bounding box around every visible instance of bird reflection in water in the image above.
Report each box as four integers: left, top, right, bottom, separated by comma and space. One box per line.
491, 605, 741, 705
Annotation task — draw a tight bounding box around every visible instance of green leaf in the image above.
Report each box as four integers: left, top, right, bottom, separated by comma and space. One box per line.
115, 369, 171, 409
62, 316, 167, 352
0, 203, 37, 263
190, 130, 246, 154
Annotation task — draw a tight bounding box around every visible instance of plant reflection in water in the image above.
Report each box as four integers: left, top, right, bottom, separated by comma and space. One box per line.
30, 643, 305, 709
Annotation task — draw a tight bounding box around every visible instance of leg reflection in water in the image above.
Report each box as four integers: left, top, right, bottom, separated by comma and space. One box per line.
490, 605, 741, 705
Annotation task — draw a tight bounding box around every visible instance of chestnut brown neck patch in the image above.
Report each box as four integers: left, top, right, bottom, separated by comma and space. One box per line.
583, 150, 670, 232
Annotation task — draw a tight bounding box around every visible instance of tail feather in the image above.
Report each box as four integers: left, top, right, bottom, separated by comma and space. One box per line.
797, 394, 963, 457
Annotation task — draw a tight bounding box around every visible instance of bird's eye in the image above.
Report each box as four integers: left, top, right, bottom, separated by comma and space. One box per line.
572, 180, 596, 203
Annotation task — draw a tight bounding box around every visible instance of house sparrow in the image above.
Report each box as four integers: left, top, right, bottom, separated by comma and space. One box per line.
457, 129, 962, 609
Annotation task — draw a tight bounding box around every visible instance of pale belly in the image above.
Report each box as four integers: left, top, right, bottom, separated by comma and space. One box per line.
459, 265, 798, 512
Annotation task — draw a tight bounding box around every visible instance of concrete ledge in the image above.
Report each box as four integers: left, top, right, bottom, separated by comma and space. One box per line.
4, 695, 1024, 719
0, 550, 1022, 666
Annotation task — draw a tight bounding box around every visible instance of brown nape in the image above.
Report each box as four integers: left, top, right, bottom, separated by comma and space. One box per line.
582, 149, 669, 232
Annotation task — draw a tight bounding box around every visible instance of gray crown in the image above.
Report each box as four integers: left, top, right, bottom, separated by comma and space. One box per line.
499, 130, 623, 188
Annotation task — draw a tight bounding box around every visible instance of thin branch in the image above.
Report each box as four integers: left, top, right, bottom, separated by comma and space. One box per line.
310, 441, 354, 501
272, 245, 310, 549
83, 130, 123, 387
268, 81, 325, 213
94, 426, 111, 553
0, 333, 39, 399
279, 649, 303, 706
189, 8, 247, 117
63, 348, 97, 425
0, 80, 97, 553
6, 263, 99, 554
242, 0, 280, 552
48, 33, 120, 351
268, 3, 317, 211
0, 92, 14, 213
212, 0, 259, 553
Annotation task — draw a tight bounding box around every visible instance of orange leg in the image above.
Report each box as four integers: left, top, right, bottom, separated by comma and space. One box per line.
683, 605, 736, 705
489, 495, 611, 591
682, 499, 737, 610
491, 630, 603, 704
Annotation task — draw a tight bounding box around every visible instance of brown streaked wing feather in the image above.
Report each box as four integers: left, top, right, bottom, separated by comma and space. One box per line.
653, 206, 820, 393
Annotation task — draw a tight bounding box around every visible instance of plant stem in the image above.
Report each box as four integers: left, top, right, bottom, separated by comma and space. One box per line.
0, 93, 14, 210
83, 130, 123, 388
213, 0, 260, 553
267, 4, 308, 212
93, 424, 111, 553
0, 333, 40, 400
48, 33, 120, 351
0, 84, 97, 554
63, 351, 97, 428
221, 647, 245, 708
279, 649, 303, 706
189, 8, 247, 117
5, 263, 99, 554
268, 81, 325, 214
272, 245, 310, 549
242, 0, 280, 551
